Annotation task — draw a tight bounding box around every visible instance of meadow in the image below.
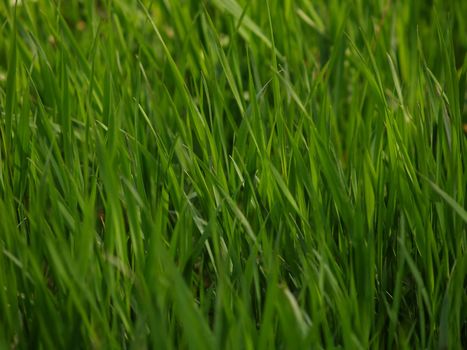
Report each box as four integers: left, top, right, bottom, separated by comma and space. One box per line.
0, 0, 466, 348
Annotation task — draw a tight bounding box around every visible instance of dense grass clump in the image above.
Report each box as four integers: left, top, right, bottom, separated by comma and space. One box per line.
0, 0, 466, 348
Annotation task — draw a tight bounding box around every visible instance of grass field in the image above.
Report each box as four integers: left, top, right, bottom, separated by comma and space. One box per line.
0, 0, 466, 348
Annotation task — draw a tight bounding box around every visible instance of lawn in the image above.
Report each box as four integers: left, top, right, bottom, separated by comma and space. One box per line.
0, 0, 466, 348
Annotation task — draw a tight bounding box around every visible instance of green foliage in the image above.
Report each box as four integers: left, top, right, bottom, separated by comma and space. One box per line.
0, 0, 466, 348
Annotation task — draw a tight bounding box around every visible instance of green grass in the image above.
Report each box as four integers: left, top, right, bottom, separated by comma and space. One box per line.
0, 0, 466, 348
